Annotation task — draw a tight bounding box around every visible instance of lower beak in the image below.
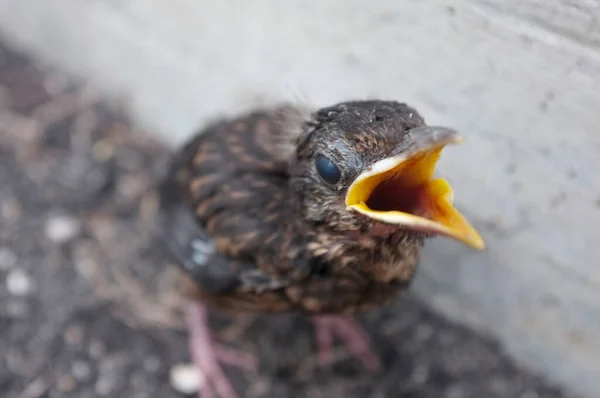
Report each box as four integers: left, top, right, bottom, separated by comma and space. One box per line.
345, 126, 485, 250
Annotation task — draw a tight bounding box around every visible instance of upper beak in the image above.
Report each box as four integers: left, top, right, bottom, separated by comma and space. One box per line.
345, 126, 485, 250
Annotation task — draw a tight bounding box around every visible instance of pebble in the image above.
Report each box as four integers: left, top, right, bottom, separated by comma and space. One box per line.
64, 325, 85, 346
1, 200, 21, 221
0, 247, 17, 270
71, 359, 92, 381
45, 214, 81, 243
169, 363, 203, 395
92, 140, 115, 162
57, 375, 77, 392
6, 268, 33, 296
95, 376, 115, 396
22, 377, 51, 396
118, 174, 146, 199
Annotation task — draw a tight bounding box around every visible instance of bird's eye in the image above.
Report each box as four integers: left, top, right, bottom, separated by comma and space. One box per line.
315, 154, 341, 185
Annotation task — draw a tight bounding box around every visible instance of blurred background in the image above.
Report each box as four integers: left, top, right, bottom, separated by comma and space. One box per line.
0, 1, 598, 397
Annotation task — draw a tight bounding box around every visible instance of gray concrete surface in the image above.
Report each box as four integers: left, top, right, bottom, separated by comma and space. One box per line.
0, 0, 599, 397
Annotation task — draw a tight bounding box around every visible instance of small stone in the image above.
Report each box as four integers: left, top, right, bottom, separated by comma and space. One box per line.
2, 200, 21, 221
118, 174, 148, 200
170, 363, 203, 395
45, 215, 81, 243
249, 378, 270, 396
64, 325, 85, 346
21, 377, 50, 396
71, 360, 92, 381
92, 140, 115, 162
0, 247, 17, 270
95, 376, 115, 396
6, 268, 33, 296
57, 375, 77, 392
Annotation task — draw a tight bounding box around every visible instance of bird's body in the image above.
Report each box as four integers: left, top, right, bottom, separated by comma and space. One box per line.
158, 100, 484, 398
162, 104, 424, 316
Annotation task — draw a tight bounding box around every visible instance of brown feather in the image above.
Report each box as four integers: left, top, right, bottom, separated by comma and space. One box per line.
160, 100, 433, 315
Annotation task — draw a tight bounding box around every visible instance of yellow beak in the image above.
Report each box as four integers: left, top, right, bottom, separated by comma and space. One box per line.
345, 126, 485, 250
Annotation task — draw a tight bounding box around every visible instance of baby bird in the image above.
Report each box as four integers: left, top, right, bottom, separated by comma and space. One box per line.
157, 100, 484, 398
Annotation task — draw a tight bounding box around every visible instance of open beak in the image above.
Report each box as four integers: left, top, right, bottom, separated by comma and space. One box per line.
345, 126, 485, 250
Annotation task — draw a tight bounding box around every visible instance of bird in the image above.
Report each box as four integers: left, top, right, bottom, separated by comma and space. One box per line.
156, 99, 485, 398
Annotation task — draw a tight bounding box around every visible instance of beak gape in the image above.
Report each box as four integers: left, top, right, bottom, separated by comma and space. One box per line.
345, 126, 485, 250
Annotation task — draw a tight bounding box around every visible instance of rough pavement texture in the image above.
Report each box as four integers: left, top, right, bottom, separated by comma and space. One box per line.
0, 42, 574, 398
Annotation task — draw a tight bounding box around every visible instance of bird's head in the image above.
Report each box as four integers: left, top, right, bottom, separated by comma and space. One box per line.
289, 100, 484, 250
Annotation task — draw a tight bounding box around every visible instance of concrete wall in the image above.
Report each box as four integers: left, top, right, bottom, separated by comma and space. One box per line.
1, 0, 599, 396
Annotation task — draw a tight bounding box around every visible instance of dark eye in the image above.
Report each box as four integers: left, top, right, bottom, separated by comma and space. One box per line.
315, 154, 341, 185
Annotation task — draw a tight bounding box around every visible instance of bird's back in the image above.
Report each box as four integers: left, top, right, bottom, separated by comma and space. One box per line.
157, 105, 415, 315
157, 106, 317, 312
170, 107, 301, 256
